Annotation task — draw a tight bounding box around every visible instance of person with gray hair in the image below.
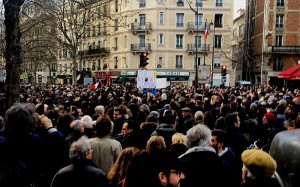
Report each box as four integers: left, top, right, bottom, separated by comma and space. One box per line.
178, 125, 226, 187
51, 136, 109, 187
81, 115, 96, 138
92, 105, 105, 121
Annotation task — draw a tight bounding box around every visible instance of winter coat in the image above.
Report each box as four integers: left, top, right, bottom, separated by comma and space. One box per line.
50, 159, 110, 187
179, 146, 226, 187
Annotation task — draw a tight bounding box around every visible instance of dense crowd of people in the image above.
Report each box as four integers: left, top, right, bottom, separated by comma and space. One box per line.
0, 83, 299, 187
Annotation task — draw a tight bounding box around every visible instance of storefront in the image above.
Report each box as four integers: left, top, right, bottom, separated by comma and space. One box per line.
94, 71, 121, 86
114, 71, 190, 86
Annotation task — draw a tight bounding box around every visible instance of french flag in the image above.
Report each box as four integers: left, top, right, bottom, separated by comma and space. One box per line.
204, 25, 208, 41
91, 82, 99, 90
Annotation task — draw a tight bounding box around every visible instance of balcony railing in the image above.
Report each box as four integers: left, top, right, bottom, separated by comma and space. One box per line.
187, 44, 210, 53
130, 22, 151, 33
78, 47, 110, 57
131, 43, 151, 52
269, 46, 300, 54
187, 22, 211, 32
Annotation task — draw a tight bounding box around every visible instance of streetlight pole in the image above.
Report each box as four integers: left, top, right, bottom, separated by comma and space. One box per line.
210, 21, 215, 87
195, 3, 199, 89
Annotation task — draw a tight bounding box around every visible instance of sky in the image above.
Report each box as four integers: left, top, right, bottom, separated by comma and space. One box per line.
234, 0, 246, 19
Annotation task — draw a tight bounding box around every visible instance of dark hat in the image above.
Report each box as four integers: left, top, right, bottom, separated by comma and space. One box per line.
181, 107, 191, 112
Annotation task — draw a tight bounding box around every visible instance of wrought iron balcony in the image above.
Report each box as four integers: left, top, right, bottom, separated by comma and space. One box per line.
186, 44, 210, 54
268, 46, 300, 54
187, 22, 211, 33
130, 22, 151, 33
131, 43, 151, 52
78, 47, 110, 57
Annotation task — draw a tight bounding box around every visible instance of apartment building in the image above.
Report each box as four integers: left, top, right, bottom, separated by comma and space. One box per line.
232, 9, 246, 84
18, 0, 233, 86
245, 0, 300, 87
55, 0, 233, 86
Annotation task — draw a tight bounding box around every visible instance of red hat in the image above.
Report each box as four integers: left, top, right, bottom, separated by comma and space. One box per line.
264, 112, 276, 125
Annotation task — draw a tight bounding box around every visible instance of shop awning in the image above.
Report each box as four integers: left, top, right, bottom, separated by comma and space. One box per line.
113, 75, 127, 83
278, 64, 300, 80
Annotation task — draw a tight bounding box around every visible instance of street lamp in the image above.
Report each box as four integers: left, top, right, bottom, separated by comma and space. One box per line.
210, 20, 215, 87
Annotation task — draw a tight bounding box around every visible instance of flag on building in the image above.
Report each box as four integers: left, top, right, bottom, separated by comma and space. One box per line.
204, 25, 208, 40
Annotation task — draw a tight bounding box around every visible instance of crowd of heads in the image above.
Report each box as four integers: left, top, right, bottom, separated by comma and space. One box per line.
0, 83, 298, 187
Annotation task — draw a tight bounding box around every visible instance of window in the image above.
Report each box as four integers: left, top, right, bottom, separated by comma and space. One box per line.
124, 35, 127, 47
276, 15, 284, 28
139, 14, 146, 26
277, 0, 284, 6
276, 35, 283, 46
139, 35, 145, 47
194, 56, 201, 69
216, 0, 223, 7
177, 0, 184, 7
159, 33, 164, 44
194, 36, 201, 48
213, 57, 221, 69
195, 14, 203, 27
103, 23, 107, 34
114, 38, 118, 50
196, 0, 203, 7
115, 0, 118, 12
214, 35, 222, 48
176, 13, 184, 27
86, 27, 90, 38
97, 59, 101, 70
140, 0, 146, 7
158, 57, 163, 68
159, 12, 164, 24
273, 57, 283, 71
97, 24, 101, 36
92, 26, 96, 37
114, 57, 118, 68
214, 14, 223, 27
176, 35, 183, 48
176, 55, 183, 68
114, 19, 118, 31
239, 24, 244, 37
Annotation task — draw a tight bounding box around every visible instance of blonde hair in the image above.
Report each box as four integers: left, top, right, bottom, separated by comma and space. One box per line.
146, 136, 166, 153
172, 133, 187, 146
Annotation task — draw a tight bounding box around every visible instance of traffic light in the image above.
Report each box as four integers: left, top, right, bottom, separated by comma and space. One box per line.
139, 52, 149, 68
221, 65, 227, 76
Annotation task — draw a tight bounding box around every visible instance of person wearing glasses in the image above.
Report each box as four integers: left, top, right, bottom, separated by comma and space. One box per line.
122, 150, 185, 187
50, 136, 110, 187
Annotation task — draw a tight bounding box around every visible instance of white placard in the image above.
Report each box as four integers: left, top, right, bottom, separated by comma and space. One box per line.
137, 70, 156, 89
155, 78, 167, 89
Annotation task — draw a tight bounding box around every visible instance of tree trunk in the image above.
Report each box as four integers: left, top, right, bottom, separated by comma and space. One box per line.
4, 0, 25, 110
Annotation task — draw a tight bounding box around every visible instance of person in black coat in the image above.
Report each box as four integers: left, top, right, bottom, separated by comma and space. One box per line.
50, 136, 110, 187
0, 103, 68, 187
179, 125, 226, 187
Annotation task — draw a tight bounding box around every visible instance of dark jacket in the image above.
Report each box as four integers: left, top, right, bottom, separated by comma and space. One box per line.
0, 129, 68, 187
179, 146, 225, 187
177, 114, 195, 134
219, 147, 242, 187
152, 123, 176, 148
240, 177, 281, 187
50, 159, 110, 187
